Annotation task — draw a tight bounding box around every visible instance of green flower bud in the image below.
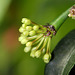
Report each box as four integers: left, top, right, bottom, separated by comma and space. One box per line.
19, 27, 25, 33
21, 18, 31, 25
44, 60, 49, 63
33, 25, 39, 31
26, 42, 32, 47
43, 53, 50, 63
35, 50, 41, 58
22, 24, 27, 28
30, 50, 36, 58
26, 26, 32, 31
23, 31, 29, 36
31, 47, 37, 51
24, 46, 31, 53
18, 36, 25, 41
21, 38, 28, 44
20, 34, 25, 37
29, 30, 36, 36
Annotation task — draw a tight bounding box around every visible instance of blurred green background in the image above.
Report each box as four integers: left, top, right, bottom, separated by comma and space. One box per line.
0, 0, 75, 75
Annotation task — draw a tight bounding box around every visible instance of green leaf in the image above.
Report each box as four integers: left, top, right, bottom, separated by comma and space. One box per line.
0, 0, 11, 24
45, 30, 75, 75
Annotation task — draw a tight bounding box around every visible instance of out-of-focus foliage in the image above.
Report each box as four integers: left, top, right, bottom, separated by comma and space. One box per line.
0, 0, 75, 75
0, 0, 11, 24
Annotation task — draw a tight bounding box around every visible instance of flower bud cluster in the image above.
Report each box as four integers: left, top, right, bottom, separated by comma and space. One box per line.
68, 5, 75, 19
19, 18, 54, 63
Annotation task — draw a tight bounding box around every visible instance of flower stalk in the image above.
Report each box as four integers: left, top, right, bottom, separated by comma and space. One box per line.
50, 4, 75, 31
18, 5, 75, 63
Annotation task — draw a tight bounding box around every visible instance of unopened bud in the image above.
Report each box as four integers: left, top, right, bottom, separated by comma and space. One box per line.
29, 30, 36, 36
26, 42, 32, 47
22, 18, 31, 25
31, 47, 37, 51
30, 50, 36, 58
19, 27, 25, 33
22, 24, 27, 28
18, 36, 25, 41
24, 46, 31, 53
21, 38, 28, 44
33, 25, 39, 31
43, 53, 51, 63
26, 26, 32, 31
23, 31, 29, 36
35, 50, 41, 58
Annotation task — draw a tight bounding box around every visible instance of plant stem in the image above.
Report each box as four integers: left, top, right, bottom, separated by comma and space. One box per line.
50, 4, 75, 31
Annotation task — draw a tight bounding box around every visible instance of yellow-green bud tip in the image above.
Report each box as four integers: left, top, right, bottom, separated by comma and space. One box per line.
35, 50, 41, 58
21, 38, 28, 44
23, 31, 29, 36
24, 46, 31, 53
29, 30, 36, 36
19, 27, 25, 33
30, 50, 36, 58
22, 18, 31, 25
26, 42, 32, 47
33, 25, 39, 31
22, 24, 27, 28
43, 53, 51, 63
31, 47, 37, 51
26, 26, 32, 31
18, 36, 24, 42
